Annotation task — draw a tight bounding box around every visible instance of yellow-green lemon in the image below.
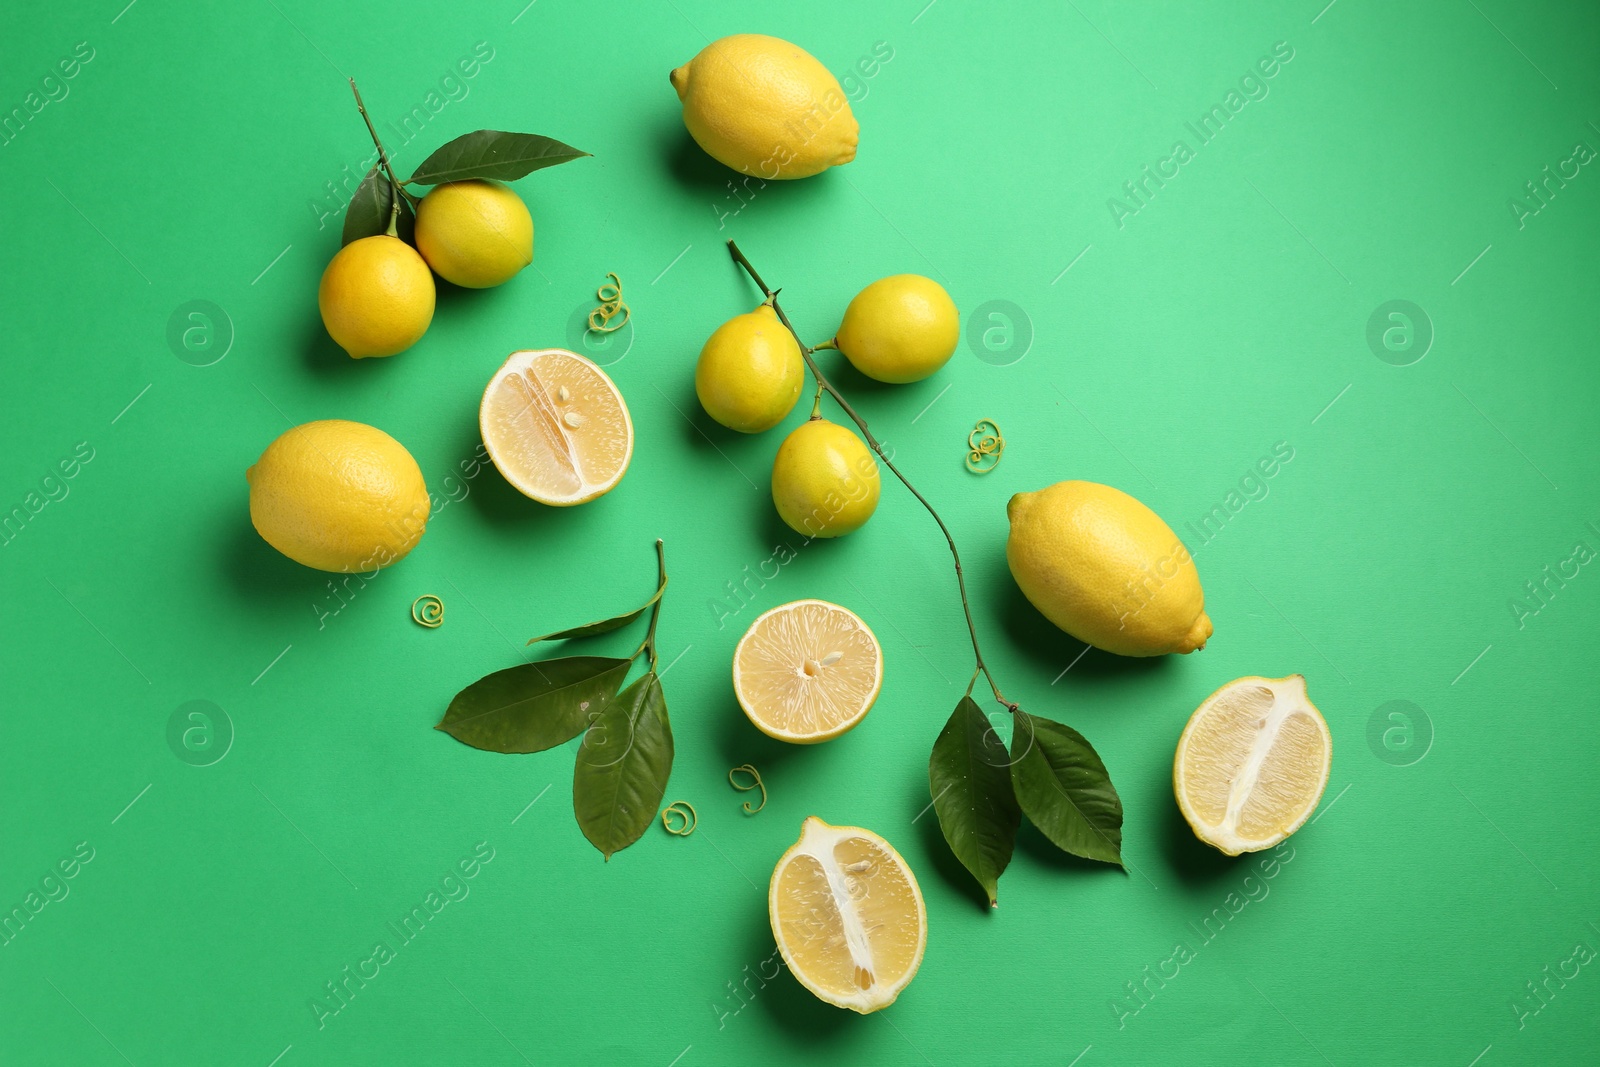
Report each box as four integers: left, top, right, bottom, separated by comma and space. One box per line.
695, 304, 804, 433
414, 179, 534, 288
318, 235, 436, 358
1006, 481, 1212, 657
247, 420, 430, 573
835, 275, 959, 383
771, 419, 880, 537
670, 34, 858, 179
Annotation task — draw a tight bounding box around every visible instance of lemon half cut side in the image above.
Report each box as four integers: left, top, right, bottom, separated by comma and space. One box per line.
733, 599, 882, 743
1174, 674, 1332, 856
769, 817, 927, 1014
479, 348, 634, 506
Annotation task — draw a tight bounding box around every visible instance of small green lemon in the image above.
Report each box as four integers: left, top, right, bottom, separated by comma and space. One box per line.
834, 274, 960, 383
670, 34, 858, 179
318, 235, 436, 358
247, 420, 430, 573
771, 419, 880, 538
1006, 481, 1212, 657
695, 304, 805, 433
414, 179, 534, 288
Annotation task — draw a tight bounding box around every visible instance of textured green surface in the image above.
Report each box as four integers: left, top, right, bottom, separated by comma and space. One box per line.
4, 1, 1598, 1064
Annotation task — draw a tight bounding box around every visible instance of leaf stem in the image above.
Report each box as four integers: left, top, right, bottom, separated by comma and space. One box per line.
640, 539, 667, 673
726, 240, 1014, 711
348, 78, 410, 230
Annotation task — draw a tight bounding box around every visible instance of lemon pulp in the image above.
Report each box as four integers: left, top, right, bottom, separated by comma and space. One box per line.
479, 349, 633, 506
769, 817, 926, 1013
734, 600, 882, 743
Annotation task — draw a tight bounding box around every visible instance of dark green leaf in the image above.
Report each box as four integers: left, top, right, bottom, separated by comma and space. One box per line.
436, 656, 630, 753
929, 696, 1021, 907
528, 579, 667, 645
1009, 708, 1124, 867
341, 165, 415, 246
573, 672, 673, 860
406, 131, 590, 186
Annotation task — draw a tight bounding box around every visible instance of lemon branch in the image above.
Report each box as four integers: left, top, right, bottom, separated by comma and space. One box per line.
630, 539, 668, 672
725, 240, 1013, 711
347, 77, 416, 234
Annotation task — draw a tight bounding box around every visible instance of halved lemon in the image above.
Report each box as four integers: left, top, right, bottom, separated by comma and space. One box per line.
733, 599, 882, 743
479, 348, 633, 505
769, 817, 927, 1014
1174, 674, 1332, 856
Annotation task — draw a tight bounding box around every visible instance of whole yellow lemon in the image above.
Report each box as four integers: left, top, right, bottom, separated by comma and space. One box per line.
414, 179, 534, 288
1006, 481, 1212, 656
835, 275, 959, 383
670, 34, 858, 179
318, 235, 435, 358
695, 304, 805, 433
247, 420, 430, 573
771, 419, 880, 537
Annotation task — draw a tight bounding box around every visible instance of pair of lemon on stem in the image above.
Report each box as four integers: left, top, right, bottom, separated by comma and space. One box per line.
319, 178, 534, 359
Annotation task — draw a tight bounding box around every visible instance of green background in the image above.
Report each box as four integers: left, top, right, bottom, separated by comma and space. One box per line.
3, 0, 1597, 1063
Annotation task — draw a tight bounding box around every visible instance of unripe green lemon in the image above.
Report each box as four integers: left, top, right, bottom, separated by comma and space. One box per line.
318, 235, 436, 358
247, 420, 430, 573
670, 34, 858, 179
1006, 481, 1212, 657
834, 274, 960, 383
694, 304, 804, 433
771, 418, 880, 538
414, 179, 534, 288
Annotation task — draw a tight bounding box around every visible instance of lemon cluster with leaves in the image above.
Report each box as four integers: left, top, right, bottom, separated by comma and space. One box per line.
319, 80, 588, 359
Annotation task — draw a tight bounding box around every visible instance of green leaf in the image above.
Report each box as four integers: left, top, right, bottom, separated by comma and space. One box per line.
528, 579, 667, 645
436, 656, 630, 753
406, 131, 590, 186
929, 696, 1021, 907
1009, 708, 1124, 867
573, 672, 673, 860
341, 165, 415, 246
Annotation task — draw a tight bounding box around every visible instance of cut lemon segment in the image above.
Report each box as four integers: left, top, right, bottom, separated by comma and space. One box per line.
1174, 674, 1332, 856
733, 599, 882, 743
769, 817, 926, 1014
479, 348, 633, 506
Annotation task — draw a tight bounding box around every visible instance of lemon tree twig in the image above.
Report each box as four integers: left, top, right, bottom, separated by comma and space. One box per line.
725, 240, 1014, 711
631, 539, 668, 672
347, 78, 418, 232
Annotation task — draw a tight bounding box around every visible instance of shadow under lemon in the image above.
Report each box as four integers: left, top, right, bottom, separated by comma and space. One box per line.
300, 310, 374, 378
1159, 784, 1243, 885
224, 509, 323, 609
713, 694, 798, 772
661, 126, 839, 221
